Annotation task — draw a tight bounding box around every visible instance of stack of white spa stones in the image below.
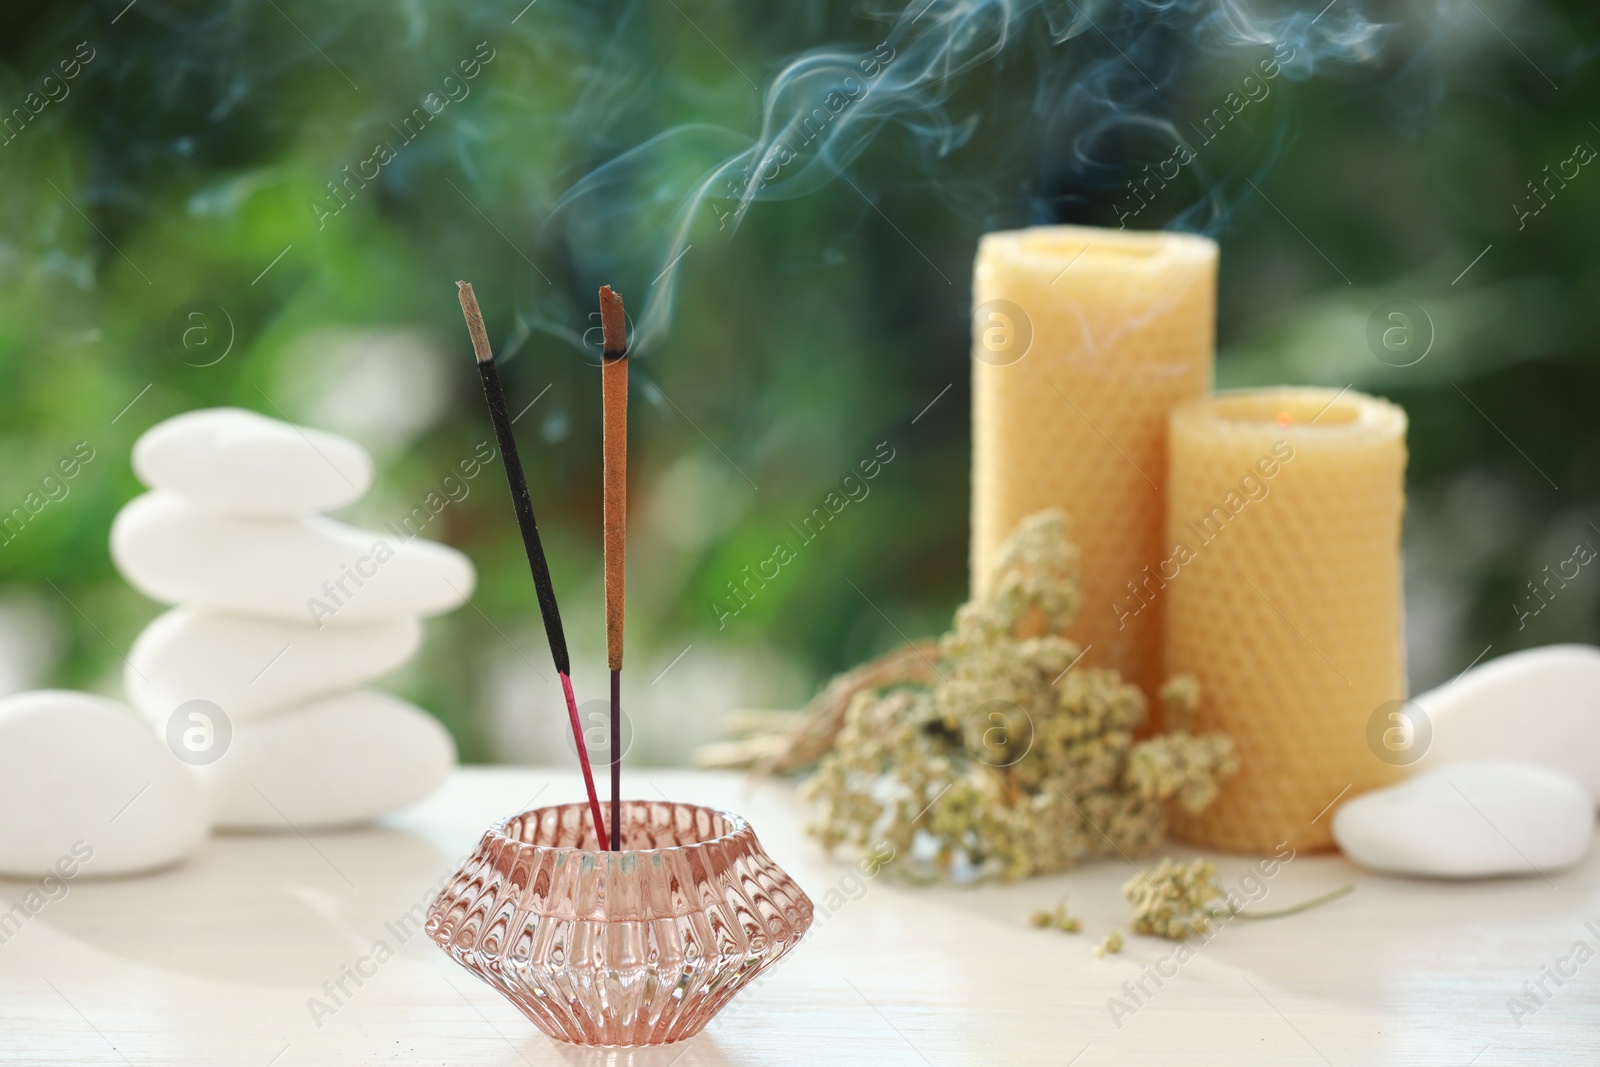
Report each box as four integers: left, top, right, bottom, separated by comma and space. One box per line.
0, 408, 472, 879
110, 408, 470, 833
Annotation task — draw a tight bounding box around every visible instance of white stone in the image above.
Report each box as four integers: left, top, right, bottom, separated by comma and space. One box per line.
197, 690, 456, 830
0, 691, 209, 878
1416, 644, 1600, 805
132, 407, 373, 515
1333, 760, 1594, 879
125, 608, 422, 725
111, 491, 474, 624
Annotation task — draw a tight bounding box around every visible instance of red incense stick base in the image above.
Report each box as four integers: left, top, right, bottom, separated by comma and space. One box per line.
558, 672, 608, 849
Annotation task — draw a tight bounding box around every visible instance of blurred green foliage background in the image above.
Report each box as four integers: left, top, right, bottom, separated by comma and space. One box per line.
0, 0, 1594, 764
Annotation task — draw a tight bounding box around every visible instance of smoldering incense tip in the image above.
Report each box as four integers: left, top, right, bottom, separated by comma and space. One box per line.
599, 284, 628, 358
457, 281, 495, 364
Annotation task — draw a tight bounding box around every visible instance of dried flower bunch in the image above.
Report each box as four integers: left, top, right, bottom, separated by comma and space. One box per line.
1121, 855, 1357, 941
1124, 857, 1226, 940
803, 510, 1238, 881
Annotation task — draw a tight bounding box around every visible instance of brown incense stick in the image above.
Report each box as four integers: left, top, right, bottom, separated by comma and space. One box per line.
599, 284, 628, 852
457, 280, 609, 850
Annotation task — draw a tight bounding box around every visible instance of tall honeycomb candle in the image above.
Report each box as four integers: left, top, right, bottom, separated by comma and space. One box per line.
1164, 387, 1408, 853
971, 226, 1217, 705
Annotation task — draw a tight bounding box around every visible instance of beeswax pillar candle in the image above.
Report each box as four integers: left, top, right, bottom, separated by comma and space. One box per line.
972, 226, 1217, 704
1164, 387, 1408, 853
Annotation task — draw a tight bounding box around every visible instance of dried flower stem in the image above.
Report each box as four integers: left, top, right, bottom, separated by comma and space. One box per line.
1231, 883, 1354, 921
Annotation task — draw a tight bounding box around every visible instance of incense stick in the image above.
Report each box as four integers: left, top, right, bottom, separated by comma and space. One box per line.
457, 280, 609, 850
599, 284, 628, 852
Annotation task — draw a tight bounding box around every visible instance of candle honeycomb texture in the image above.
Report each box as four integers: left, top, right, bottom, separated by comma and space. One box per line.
1165, 387, 1408, 852
972, 225, 1217, 711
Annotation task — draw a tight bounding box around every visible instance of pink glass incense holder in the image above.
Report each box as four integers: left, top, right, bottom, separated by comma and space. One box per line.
427, 800, 814, 1046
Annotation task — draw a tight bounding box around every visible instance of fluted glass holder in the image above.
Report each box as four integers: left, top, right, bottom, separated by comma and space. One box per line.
427, 799, 814, 1046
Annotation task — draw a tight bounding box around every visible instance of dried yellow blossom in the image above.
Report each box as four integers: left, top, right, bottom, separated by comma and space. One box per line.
802, 510, 1237, 881
1125, 731, 1238, 813
1123, 857, 1224, 940
1029, 900, 1082, 933
1093, 929, 1125, 957
1123, 857, 1358, 940
1159, 673, 1202, 731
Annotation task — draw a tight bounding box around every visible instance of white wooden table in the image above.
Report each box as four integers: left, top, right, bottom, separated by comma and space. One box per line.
1, 768, 1595, 1065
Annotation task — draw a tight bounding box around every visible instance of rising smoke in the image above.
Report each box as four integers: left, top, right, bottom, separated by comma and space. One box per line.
548, 0, 1391, 356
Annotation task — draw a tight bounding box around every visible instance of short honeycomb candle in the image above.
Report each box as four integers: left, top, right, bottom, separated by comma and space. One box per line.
972, 226, 1217, 704
1164, 387, 1408, 853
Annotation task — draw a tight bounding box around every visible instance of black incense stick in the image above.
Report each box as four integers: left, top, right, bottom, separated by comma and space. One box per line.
599, 285, 628, 852
457, 280, 608, 850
